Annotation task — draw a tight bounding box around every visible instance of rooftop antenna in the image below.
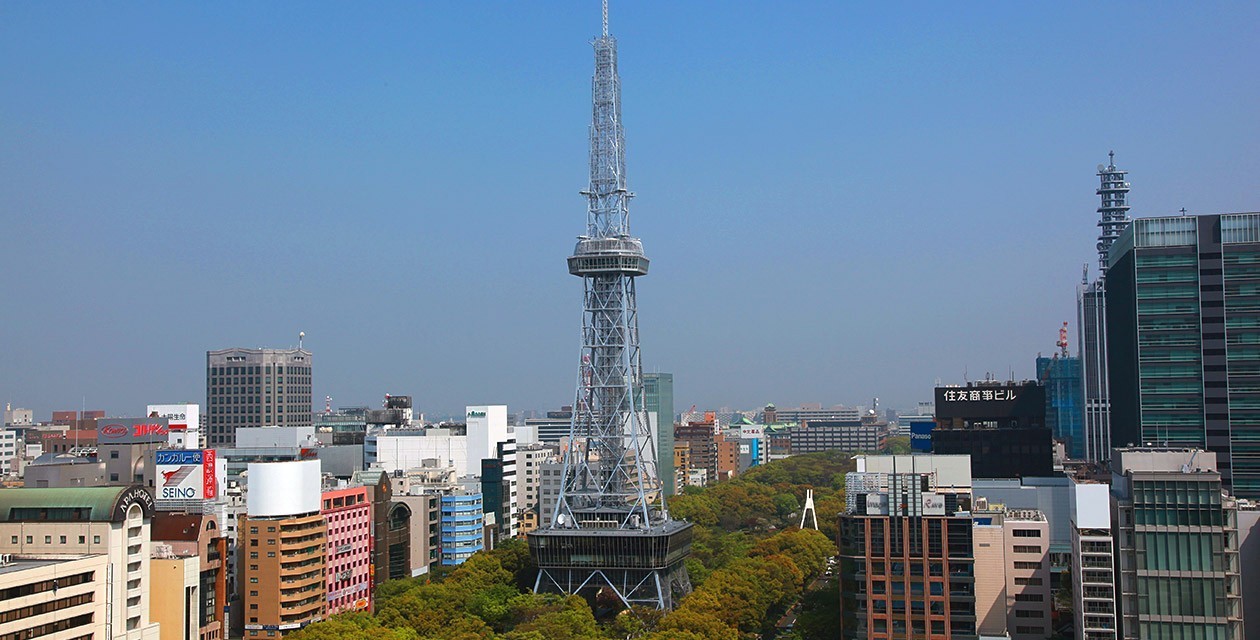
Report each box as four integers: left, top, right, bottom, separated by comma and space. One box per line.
1057, 321, 1070, 357
298, 331, 305, 350
1108, 150, 1115, 169
1081, 263, 1089, 286
1179, 207, 1188, 215
602, 0, 608, 37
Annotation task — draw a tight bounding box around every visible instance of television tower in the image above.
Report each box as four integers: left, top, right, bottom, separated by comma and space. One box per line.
529, 0, 693, 611
1095, 150, 1131, 277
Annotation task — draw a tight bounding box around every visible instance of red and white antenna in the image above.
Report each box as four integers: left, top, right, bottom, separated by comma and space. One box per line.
324, 396, 332, 414
1057, 321, 1069, 357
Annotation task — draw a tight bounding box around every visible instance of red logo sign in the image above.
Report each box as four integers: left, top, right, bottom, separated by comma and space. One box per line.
100, 424, 128, 438
133, 423, 167, 438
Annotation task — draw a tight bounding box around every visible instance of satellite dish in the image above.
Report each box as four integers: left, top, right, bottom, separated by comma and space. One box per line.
1097, 164, 1106, 172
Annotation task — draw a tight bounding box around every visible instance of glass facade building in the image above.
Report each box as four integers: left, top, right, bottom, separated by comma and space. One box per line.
643, 373, 675, 495
1037, 355, 1085, 459
1109, 449, 1242, 640
1106, 213, 1260, 497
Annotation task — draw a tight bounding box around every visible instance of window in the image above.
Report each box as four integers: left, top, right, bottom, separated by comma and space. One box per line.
1013, 545, 1042, 554
249, 578, 258, 584
1014, 577, 1043, 586
1014, 561, 1042, 569
110, 473, 119, 482
250, 591, 258, 597
44, 536, 51, 544
110, 450, 119, 459
93, 536, 101, 544
249, 552, 258, 559
78, 536, 85, 544
1013, 529, 1041, 537
59, 536, 66, 544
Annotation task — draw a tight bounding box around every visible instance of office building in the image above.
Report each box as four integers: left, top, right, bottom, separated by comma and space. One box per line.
1107, 212, 1260, 498
1079, 153, 1131, 463
0, 554, 108, 640
1069, 475, 1117, 640
238, 461, 325, 636
838, 454, 976, 639
441, 481, 484, 566
522, 407, 573, 444
321, 485, 372, 614
0, 486, 160, 640
1110, 448, 1242, 640
675, 419, 717, 485
150, 546, 201, 640
2, 405, 32, 427
1038, 353, 1085, 459
971, 504, 1052, 639
933, 382, 1053, 478
349, 469, 411, 586
151, 513, 229, 640
206, 347, 313, 447
772, 405, 862, 423
644, 373, 676, 495
789, 418, 888, 454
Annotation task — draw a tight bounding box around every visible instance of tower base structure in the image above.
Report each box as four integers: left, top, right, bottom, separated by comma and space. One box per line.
529, 516, 693, 610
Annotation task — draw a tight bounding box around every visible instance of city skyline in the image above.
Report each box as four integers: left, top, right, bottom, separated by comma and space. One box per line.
3, 2, 1258, 417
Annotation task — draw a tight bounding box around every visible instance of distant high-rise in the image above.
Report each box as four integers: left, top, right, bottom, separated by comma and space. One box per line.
643, 373, 676, 495
528, 1, 692, 611
1106, 212, 1260, 498
1079, 152, 1131, 462
1038, 354, 1084, 459
206, 347, 312, 447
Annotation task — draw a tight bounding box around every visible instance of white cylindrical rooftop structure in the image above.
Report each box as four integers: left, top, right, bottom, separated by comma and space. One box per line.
247, 459, 321, 517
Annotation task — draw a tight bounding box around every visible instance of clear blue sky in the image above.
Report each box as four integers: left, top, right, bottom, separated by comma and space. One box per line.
2, 2, 1257, 419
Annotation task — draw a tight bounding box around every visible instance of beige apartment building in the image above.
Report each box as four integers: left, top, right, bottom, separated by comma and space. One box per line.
150, 551, 199, 640
0, 486, 161, 640
972, 501, 1052, 639
0, 554, 108, 640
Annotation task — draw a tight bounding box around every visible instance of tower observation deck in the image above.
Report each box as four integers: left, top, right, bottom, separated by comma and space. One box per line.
527, 1, 693, 611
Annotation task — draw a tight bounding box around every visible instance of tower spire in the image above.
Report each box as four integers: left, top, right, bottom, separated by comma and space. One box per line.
602, 0, 608, 37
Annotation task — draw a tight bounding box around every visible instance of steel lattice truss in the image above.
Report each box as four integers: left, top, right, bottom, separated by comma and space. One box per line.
529, 2, 691, 612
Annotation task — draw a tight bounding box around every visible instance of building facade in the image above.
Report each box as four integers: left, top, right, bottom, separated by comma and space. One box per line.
1110, 448, 1243, 640
1038, 355, 1085, 459
0, 555, 108, 640
151, 513, 228, 640
0, 486, 160, 640
321, 486, 372, 614
643, 373, 675, 496
1079, 153, 1132, 463
838, 455, 977, 639
238, 461, 325, 637
440, 486, 484, 566
206, 348, 313, 447
1107, 212, 1260, 498
1069, 476, 1117, 640
934, 382, 1053, 478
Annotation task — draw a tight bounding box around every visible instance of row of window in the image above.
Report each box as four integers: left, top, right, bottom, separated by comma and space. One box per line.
10, 534, 102, 545
209, 365, 310, 376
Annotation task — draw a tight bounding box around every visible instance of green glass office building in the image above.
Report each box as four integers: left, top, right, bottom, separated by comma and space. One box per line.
643, 373, 675, 495
1107, 213, 1260, 498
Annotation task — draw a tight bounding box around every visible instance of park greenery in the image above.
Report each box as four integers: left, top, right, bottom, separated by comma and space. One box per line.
288, 451, 855, 640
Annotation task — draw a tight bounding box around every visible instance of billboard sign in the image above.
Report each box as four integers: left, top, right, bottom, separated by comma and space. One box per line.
155, 449, 221, 501
934, 384, 1046, 421
909, 420, 935, 452
740, 426, 764, 439
147, 404, 199, 432
97, 418, 170, 444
